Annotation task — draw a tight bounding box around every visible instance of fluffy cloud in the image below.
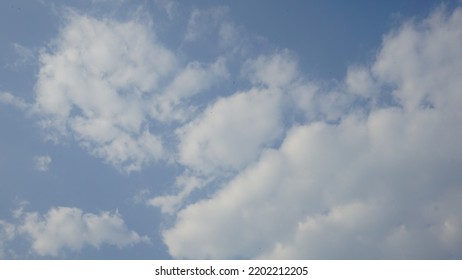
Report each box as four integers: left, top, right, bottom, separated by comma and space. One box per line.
345, 66, 375, 98
373, 10, 462, 113
3, 2, 462, 260
175, 51, 298, 175
28, 11, 229, 173
177, 87, 283, 175
242, 49, 298, 89
19, 207, 149, 257
150, 52, 294, 214
150, 58, 228, 122
33, 12, 175, 172
162, 7, 462, 259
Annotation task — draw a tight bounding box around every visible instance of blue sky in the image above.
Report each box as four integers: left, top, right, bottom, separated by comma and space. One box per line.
1, 0, 462, 259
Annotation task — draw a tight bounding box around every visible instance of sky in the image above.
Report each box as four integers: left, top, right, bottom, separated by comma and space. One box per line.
1, 0, 462, 259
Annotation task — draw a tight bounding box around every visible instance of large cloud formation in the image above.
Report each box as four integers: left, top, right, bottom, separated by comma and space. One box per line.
33, 11, 227, 172
162, 7, 462, 259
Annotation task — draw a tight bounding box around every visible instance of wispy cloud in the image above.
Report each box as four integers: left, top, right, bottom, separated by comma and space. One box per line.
34, 155, 52, 172
6, 43, 36, 69
0, 221, 16, 259
184, 7, 228, 42
154, 0, 178, 20
0, 92, 29, 111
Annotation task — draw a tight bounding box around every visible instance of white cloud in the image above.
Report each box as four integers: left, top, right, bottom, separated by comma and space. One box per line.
3, 2, 461, 260
32, 12, 176, 172
345, 66, 375, 97
162, 7, 462, 259
243, 50, 298, 88
150, 58, 228, 122
175, 51, 301, 176
26, 10, 230, 173
151, 52, 292, 213
148, 173, 204, 214
0, 221, 15, 259
34, 155, 52, 172
19, 207, 149, 257
176, 86, 283, 174
372, 7, 462, 112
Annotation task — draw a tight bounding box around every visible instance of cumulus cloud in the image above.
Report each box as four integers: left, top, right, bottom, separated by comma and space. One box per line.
162, 7, 462, 259
32, 12, 175, 172
19, 207, 149, 257
34, 155, 52, 172
175, 51, 300, 176
14, 10, 229, 173
176, 86, 283, 175
149, 51, 294, 214
3, 1, 462, 260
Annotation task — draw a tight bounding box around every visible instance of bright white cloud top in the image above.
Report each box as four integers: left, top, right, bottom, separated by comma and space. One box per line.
0, 1, 461, 259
